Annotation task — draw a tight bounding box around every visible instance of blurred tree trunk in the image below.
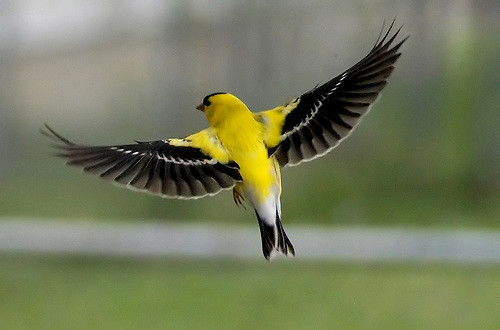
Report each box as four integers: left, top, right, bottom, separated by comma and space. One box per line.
0, 1, 20, 177
439, 1, 480, 192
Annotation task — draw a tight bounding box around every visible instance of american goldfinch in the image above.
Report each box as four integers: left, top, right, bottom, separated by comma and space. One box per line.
42, 23, 406, 260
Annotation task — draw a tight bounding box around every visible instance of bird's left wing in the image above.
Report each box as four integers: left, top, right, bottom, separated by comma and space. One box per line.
257, 22, 407, 167
42, 124, 242, 199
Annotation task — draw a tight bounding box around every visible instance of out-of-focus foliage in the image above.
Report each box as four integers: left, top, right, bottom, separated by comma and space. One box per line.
0, 0, 498, 227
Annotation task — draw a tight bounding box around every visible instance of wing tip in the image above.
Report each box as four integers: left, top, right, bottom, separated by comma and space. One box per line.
372, 18, 408, 52
40, 123, 76, 146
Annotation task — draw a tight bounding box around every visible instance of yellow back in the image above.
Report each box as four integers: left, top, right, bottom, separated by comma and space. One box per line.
203, 93, 276, 200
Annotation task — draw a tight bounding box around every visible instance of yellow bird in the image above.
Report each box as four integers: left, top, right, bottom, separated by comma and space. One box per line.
42, 23, 406, 260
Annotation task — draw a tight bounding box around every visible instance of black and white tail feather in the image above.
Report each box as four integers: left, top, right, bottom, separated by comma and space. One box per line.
255, 209, 295, 260
248, 189, 295, 260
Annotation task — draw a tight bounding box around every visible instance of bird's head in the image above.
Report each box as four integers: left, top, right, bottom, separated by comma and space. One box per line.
197, 92, 249, 128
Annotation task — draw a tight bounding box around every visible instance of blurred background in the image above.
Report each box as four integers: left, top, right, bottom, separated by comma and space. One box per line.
0, 0, 499, 329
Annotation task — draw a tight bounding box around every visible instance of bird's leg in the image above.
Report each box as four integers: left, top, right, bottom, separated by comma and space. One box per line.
232, 187, 246, 209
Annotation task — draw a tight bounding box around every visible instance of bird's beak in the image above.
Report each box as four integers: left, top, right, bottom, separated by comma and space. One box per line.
196, 103, 205, 112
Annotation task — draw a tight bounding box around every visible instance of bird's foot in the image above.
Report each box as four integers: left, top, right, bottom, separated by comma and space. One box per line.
232, 188, 246, 209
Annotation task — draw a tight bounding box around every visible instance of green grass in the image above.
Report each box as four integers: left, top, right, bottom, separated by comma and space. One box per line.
1, 256, 499, 329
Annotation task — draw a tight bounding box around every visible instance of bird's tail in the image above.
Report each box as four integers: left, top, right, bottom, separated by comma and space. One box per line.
255, 209, 295, 260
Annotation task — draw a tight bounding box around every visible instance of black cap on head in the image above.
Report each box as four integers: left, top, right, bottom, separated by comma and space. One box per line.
202, 92, 226, 106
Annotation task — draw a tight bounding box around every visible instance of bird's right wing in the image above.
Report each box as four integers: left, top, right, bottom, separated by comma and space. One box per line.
257, 21, 407, 167
42, 124, 242, 199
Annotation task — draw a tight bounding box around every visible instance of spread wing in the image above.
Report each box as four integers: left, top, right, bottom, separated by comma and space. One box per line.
41, 124, 242, 199
257, 22, 407, 167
